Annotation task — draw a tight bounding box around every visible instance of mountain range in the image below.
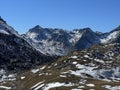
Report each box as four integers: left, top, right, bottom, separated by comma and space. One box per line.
23, 24, 120, 56
1, 17, 120, 57
0, 16, 120, 71
0, 17, 120, 90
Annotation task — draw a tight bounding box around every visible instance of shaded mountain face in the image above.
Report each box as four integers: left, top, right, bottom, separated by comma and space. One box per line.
24, 25, 120, 56
74, 28, 100, 50
0, 18, 55, 71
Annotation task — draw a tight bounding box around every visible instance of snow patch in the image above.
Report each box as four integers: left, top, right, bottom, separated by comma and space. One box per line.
31, 80, 45, 89
40, 66, 46, 70
69, 63, 120, 81
94, 58, 104, 64
69, 64, 98, 78
73, 62, 77, 65
21, 76, 25, 80
71, 89, 82, 90
43, 82, 74, 90
0, 29, 10, 35
84, 55, 89, 58
100, 31, 118, 44
54, 63, 57, 66
60, 75, 66, 77
0, 73, 16, 82
34, 84, 44, 90
70, 56, 78, 59
31, 69, 39, 74
78, 86, 85, 88
86, 84, 95, 87
0, 86, 11, 90
102, 85, 120, 90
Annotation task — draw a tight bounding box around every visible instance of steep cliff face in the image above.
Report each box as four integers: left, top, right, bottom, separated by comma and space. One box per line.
74, 28, 100, 50
0, 17, 55, 71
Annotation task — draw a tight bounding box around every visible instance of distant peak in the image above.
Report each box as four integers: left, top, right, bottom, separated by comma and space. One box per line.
80, 27, 93, 33
34, 25, 43, 29
82, 27, 92, 31
28, 25, 43, 33
73, 27, 91, 31
0, 16, 6, 24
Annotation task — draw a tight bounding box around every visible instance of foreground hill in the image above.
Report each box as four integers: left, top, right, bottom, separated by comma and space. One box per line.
0, 43, 119, 90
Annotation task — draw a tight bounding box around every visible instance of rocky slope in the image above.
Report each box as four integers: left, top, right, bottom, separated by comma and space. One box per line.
0, 43, 119, 90
22, 25, 73, 56
0, 17, 55, 71
0, 17, 120, 90
100, 26, 120, 44
23, 26, 99, 56
23, 25, 120, 56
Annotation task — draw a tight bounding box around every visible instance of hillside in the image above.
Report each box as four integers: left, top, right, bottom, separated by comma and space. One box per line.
0, 17, 120, 90
0, 43, 119, 90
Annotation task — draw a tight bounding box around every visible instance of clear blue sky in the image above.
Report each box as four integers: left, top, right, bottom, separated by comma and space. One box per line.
0, 0, 120, 34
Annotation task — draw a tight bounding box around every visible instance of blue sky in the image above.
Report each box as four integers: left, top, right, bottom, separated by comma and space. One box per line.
0, 0, 120, 34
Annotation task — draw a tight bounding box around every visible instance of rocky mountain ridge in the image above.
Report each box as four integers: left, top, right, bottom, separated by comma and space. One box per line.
23, 25, 120, 56
0, 17, 120, 90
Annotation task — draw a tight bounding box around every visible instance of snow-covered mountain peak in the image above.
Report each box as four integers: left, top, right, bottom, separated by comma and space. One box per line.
24, 26, 100, 56
100, 26, 120, 44
24, 25, 120, 56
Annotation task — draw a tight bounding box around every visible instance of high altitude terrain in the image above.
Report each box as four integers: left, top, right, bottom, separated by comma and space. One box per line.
0, 17, 119, 90
23, 24, 120, 56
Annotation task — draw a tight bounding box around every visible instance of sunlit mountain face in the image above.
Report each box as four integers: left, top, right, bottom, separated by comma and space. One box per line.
0, 17, 120, 90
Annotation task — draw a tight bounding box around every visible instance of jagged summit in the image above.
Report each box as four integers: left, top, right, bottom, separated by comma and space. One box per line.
24, 27, 99, 55
27, 25, 43, 34
23, 25, 120, 56
31, 25, 42, 30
